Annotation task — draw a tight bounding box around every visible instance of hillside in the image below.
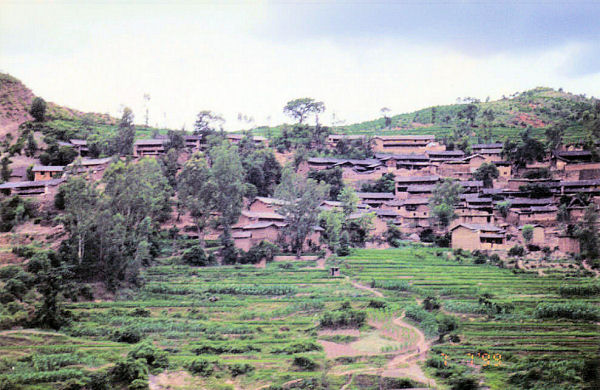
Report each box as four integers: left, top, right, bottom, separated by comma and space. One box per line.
252, 87, 597, 144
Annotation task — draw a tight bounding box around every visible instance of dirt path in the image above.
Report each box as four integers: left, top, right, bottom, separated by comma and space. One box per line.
343, 280, 436, 387
582, 260, 600, 278
347, 277, 383, 297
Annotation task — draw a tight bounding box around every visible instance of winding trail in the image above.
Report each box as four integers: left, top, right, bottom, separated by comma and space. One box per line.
342, 279, 437, 387
582, 260, 600, 278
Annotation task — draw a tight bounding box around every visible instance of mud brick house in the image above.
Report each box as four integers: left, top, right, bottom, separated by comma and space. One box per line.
376, 153, 431, 172
234, 210, 286, 227
502, 197, 555, 210
518, 224, 545, 246
32, 165, 64, 181
184, 135, 204, 151
356, 192, 395, 207
494, 161, 512, 179
559, 179, 600, 195
232, 222, 323, 252
508, 205, 558, 226
437, 159, 472, 178
553, 150, 592, 170
507, 178, 560, 191
395, 175, 440, 194
427, 150, 465, 163
72, 157, 113, 177
451, 223, 507, 251
558, 235, 580, 254
300, 158, 383, 177
248, 197, 289, 213
347, 210, 388, 236
8, 166, 27, 182
372, 135, 443, 154
458, 180, 484, 194
0, 178, 64, 197
226, 134, 268, 147
134, 139, 166, 156
406, 184, 436, 199
454, 206, 494, 225
391, 197, 430, 228
462, 194, 493, 210
327, 134, 366, 148
471, 143, 503, 161
70, 139, 89, 156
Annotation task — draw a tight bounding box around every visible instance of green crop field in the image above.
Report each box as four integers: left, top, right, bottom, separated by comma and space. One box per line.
1, 244, 598, 389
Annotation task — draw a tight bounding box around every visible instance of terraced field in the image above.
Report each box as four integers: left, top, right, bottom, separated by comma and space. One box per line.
1, 245, 598, 389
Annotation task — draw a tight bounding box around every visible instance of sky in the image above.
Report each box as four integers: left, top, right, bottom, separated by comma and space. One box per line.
1, 1, 600, 131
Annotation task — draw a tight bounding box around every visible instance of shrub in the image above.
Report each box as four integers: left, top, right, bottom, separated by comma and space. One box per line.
319, 309, 366, 328
182, 245, 211, 266
272, 340, 322, 354
112, 326, 143, 343
367, 299, 387, 309
370, 279, 412, 291
128, 341, 169, 370
534, 302, 599, 321
558, 283, 600, 297
110, 357, 148, 384
185, 357, 214, 376
292, 355, 318, 371
508, 245, 525, 257
5, 278, 27, 299
129, 308, 151, 317
128, 379, 149, 390
228, 363, 254, 376
240, 241, 280, 264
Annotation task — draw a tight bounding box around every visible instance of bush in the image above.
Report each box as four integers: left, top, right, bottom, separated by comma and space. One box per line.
558, 283, 600, 297
319, 309, 366, 328
228, 363, 254, 376
112, 326, 143, 343
185, 357, 214, 376
292, 355, 318, 371
110, 357, 148, 384
129, 308, 151, 317
128, 341, 169, 370
182, 245, 211, 266
508, 245, 525, 257
368, 299, 387, 309
240, 241, 280, 264
534, 302, 599, 321
128, 379, 149, 390
272, 340, 322, 354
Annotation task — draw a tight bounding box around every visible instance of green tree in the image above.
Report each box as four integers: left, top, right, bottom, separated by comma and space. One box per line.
429, 179, 463, 229
116, 107, 136, 155
209, 143, 245, 235
545, 122, 564, 152
193, 110, 224, 137
522, 224, 534, 244
308, 167, 344, 199
473, 163, 499, 188
338, 186, 359, 217
0, 156, 12, 182
59, 175, 99, 264
502, 129, 546, 168
283, 98, 325, 125
29, 97, 47, 122
25, 131, 38, 157
275, 167, 328, 256
360, 172, 396, 193
241, 148, 282, 197
320, 210, 343, 252
178, 153, 214, 246
574, 205, 599, 260
160, 148, 179, 188
496, 201, 511, 218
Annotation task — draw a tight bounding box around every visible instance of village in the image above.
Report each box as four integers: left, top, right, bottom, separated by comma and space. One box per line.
2, 128, 598, 265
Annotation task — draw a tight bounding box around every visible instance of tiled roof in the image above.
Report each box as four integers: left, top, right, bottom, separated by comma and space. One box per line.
356, 192, 395, 199
134, 139, 166, 146
32, 165, 64, 172
452, 223, 503, 232
0, 178, 64, 189
395, 175, 440, 183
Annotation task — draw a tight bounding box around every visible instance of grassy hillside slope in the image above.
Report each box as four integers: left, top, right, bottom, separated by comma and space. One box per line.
253, 87, 597, 144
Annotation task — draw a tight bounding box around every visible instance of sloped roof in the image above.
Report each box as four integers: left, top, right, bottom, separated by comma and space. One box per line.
242, 221, 286, 230
0, 178, 64, 189
560, 179, 600, 187
254, 196, 288, 205
356, 192, 395, 199
395, 175, 440, 183
407, 184, 436, 192
241, 210, 285, 220
134, 139, 166, 146
32, 165, 64, 172
451, 223, 503, 232
375, 153, 429, 161
79, 157, 113, 166
374, 135, 435, 141
472, 143, 503, 149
